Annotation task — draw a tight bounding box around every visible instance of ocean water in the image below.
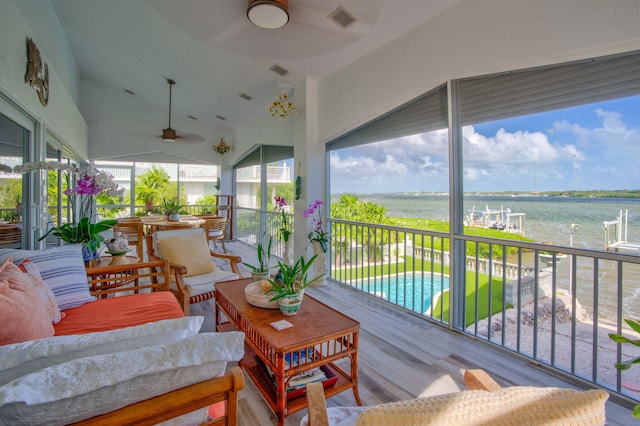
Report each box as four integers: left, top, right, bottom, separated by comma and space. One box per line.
351, 193, 640, 319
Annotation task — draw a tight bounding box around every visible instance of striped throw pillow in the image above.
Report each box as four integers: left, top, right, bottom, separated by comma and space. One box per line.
0, 245, 95, 311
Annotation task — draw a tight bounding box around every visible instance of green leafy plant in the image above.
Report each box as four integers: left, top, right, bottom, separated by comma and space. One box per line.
274, 195, 291, 243
267, 255, 324, 302
41, 216, 116, 246
609, 318, 640, 418
305, 199, 329, 253
242, 234, 273, 273
162, 198, 183, 215
31, 163, 123, 247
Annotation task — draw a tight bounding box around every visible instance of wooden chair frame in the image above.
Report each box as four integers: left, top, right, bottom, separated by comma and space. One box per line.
0, 223, 21, 249
113, 218, 144, 260
146, 232, 244, 315
72, 366, 243, 426
202, 216, 228, 253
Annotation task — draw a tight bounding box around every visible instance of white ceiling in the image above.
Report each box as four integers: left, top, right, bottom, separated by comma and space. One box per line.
50, 0, 461, 137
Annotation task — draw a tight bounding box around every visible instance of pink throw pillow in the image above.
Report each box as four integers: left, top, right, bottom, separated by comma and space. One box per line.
0, 258, 54, 345
17, 258, 64, 324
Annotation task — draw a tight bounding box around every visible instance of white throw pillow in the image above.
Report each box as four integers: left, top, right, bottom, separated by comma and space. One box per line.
0, 245, 95, 310
0, 331, 245, 426
0, 316, 204, 386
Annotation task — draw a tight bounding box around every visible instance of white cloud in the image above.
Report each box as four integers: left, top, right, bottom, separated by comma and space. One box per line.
331, 105, 640, 193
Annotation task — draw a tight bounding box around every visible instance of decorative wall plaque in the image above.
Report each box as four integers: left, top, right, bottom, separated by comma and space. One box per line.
24, 38, 49, 107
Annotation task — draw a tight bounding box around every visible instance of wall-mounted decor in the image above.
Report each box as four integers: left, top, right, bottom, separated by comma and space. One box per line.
24, 38, 49, 107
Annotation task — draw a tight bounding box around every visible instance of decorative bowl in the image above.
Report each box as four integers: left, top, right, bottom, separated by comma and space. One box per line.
244, 281, 278, 309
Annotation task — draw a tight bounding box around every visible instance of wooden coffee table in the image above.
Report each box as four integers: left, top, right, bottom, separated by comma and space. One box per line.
215, 279, 361, 425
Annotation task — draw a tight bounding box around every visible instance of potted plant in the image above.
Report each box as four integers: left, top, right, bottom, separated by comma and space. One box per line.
28, 163, 123, 262
242, 234, 273, 282
162, 199, 182, 221
267, 255, 324, 315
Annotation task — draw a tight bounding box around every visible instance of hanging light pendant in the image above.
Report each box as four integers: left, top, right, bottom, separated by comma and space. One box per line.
213, 138, 231, 156
162, 79, 177, 142
268, 87, 297, 120
247, 0, 289, 29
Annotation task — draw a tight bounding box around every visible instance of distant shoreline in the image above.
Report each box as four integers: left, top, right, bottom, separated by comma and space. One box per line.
336, 190, 640, 199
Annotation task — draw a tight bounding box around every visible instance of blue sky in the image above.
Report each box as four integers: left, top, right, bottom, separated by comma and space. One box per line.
330, 95, 640, 194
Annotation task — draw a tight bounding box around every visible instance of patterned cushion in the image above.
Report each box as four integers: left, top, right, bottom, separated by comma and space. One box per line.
0, 331, 245, 425
0, 316, 203, 386
355, 386, 608, 426
0, 245, 95, 310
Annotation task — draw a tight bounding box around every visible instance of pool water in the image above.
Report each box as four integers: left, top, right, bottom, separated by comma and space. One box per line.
352, 273, 450, 313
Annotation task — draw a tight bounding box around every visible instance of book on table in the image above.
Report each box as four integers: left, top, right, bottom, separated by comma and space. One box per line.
254, 354, 339, 400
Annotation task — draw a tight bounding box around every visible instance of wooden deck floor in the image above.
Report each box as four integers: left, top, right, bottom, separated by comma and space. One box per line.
193, 240, 634, 425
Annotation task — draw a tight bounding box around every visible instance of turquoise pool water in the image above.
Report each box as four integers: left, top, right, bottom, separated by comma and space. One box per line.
352, 273, 450, 313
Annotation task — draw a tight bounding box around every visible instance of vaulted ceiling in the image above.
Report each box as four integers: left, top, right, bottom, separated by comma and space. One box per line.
50, 0, 461, 139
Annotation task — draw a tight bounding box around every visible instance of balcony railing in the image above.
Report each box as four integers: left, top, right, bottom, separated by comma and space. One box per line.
240, 215, 640, 402
235, 207, 293, 260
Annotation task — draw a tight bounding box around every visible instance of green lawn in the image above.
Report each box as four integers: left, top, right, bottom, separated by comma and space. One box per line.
430, 272, 509, 327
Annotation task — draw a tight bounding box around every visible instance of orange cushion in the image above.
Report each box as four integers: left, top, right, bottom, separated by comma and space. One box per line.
0, 258, 54, 345
54, 292, 184, 336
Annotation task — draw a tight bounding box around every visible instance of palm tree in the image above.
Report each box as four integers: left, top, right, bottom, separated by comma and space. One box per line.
331, 194, 393, 264
135, 166, 170, 212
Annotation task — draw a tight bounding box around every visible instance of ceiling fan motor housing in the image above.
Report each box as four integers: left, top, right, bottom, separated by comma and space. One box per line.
162, 127, 176, 142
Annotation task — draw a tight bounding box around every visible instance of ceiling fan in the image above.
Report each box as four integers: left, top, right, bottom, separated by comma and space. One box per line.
158, 78, 204, 143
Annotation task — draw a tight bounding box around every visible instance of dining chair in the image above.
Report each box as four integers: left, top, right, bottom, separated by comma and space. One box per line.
202, 216, 227, 253
0, 223, 21, 249
113, 217, 144, 259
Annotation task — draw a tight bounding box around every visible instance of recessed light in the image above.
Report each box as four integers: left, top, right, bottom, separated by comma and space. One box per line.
123, 89, 135, 95
270, 64, 289, 76
328, 6, 356, 28
239, 93, 253, 101
188, 115, 198, 120
216, 115, 227, 121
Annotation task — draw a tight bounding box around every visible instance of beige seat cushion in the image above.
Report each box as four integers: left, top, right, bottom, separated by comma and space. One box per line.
156, 232, 215, 276
355, 386, 608, 426
170, 270, 239, 297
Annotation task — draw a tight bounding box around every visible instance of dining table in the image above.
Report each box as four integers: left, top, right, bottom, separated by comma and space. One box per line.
140, 215, 205, 234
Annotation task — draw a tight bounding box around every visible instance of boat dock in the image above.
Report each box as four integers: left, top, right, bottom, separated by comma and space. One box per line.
604, 209, 640, 251
466, 205, 526, 236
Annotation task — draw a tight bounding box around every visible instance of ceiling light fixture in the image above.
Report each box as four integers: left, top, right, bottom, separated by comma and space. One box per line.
268, 85, 297, 120
162, 79, 177, 143
247, 0, 289, 29
213, 138, 231, 156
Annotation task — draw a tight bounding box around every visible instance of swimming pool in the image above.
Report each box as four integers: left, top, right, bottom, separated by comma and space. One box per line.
351, 272, 450, 313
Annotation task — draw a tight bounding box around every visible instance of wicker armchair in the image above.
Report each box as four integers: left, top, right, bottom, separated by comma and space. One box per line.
146, 228, 243, 315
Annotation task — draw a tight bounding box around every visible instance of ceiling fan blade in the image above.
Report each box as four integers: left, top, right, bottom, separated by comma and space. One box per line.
175, 131, 206, 143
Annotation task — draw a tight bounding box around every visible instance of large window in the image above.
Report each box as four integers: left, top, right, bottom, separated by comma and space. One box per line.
95, 161, 219, 217
0, 112, 29, 249
233, 145, 294, 249
459, 52, 640, 254
328, 84, 450, 224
